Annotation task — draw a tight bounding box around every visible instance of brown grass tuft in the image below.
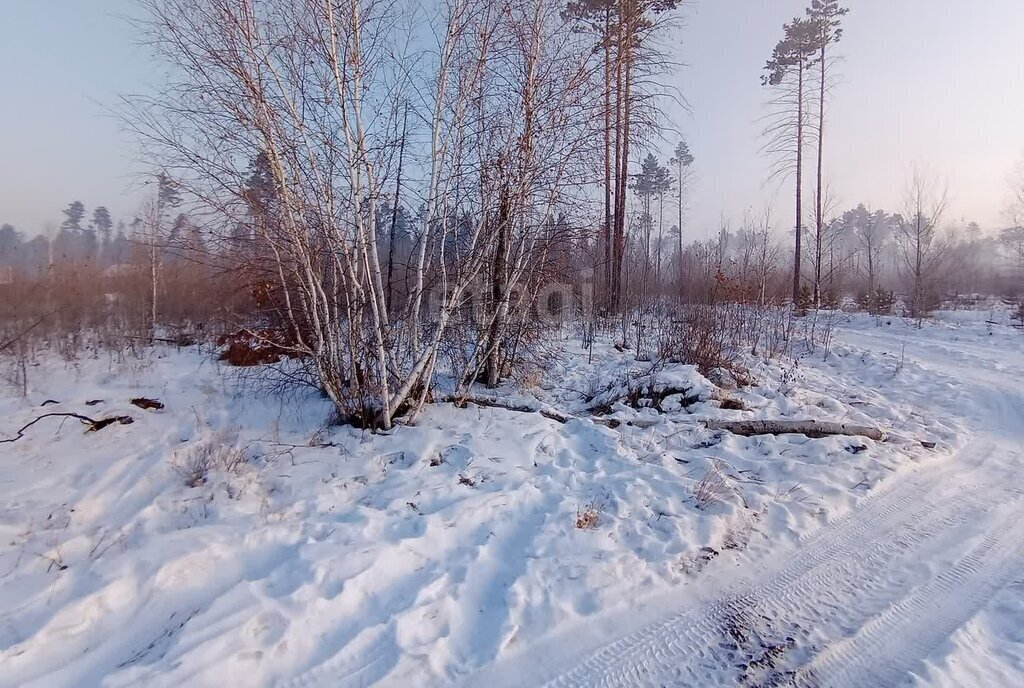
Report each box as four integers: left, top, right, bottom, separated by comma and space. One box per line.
575, 500, 603, 530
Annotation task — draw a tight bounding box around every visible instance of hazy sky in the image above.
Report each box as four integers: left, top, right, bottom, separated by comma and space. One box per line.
1, 0, 1022, 238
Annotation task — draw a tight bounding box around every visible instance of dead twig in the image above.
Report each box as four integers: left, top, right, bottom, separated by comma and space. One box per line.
0, 413, 134, 443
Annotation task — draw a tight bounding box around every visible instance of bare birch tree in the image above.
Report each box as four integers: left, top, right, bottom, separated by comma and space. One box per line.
896, 168, 949, 324
752, 204, 781, 307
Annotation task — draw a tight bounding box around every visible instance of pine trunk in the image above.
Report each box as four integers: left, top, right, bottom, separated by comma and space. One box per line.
614, 1, 633, 312
603, 9, 613, 306
814, 40, 826, 308
793, 60, 804, 303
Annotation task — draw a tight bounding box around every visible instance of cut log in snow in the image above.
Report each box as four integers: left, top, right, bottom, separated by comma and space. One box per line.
703, 419, 886, 441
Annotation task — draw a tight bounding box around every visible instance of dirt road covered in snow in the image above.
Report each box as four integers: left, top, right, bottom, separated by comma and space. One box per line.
473, 318, 1024, 687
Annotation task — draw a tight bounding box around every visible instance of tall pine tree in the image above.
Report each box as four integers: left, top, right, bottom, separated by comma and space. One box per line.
763, 18, 818, 303
669, 139, 694, 292
563, 0, 681, 310
60, 201, 86, 232
807, 0, 848, 306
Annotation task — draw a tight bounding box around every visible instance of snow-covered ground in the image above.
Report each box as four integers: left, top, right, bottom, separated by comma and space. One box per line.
0, 312, 1020, 687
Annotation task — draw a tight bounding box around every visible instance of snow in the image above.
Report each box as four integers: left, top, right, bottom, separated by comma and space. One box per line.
0, 313, 1021, 686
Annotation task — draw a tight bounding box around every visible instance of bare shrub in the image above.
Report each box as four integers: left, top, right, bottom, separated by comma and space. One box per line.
792, 307, 843, 359
757, 305, 796, 359
173, 432, 248, 487
173, 447, 212, 488
896, 169, 949, 324
1, 337, 31, 397
1007, 297, 1024, 329
215, 443, 249, 475
661, 304, 744, 377
217, 329, 303, 367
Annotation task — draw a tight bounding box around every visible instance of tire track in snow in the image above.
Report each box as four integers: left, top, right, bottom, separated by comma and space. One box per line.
537, 451, 1018, 687
796, 505, 1024, 687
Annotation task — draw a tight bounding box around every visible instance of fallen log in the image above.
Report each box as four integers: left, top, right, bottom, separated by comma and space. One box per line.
703, 419, 886, 441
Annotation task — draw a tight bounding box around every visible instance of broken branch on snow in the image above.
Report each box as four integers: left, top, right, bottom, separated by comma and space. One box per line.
0, 413, 134, 443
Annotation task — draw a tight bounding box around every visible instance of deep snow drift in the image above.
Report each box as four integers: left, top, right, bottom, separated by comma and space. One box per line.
0, 312, 1020, 687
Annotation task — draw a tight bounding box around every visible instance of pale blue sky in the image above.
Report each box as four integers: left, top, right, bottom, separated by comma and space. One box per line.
1, 0, 1022, 237
0, 0, 150, 233
672, 0, 1024, 235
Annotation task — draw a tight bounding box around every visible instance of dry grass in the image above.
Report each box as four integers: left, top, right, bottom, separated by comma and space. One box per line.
693, 459, 734, 510
773, 482, 822, 508
574, 499, 604, 530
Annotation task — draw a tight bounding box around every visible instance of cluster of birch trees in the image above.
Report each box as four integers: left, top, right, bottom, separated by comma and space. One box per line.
127, 0, 689, 427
